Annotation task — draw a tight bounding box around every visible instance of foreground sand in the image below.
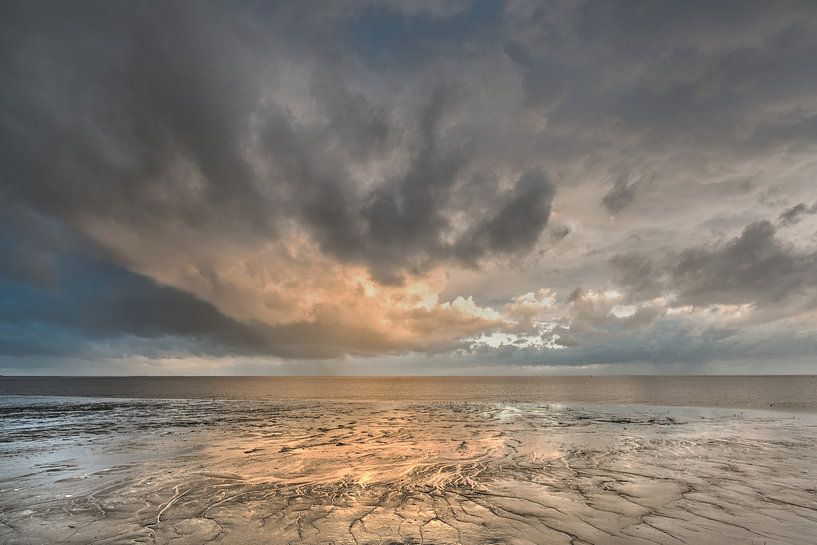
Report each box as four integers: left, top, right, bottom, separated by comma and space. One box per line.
1, 398, 816, 544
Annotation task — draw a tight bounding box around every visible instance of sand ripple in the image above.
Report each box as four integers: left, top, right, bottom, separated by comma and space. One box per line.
1, 399, 816, 544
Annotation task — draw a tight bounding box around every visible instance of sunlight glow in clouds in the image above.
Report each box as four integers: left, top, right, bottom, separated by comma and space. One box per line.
2, 0, 817, 374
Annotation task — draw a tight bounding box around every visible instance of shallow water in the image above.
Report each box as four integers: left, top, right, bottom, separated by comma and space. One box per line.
2, 375, 817, 411
1, 394, 816, 545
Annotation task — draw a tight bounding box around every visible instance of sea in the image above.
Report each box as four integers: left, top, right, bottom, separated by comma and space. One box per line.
1, 374, 816, 410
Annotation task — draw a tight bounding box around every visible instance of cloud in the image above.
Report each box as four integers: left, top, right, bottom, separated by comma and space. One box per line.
608, 254, 665, 301
0, 232, 512, 360
778, 201, 817, 225
455, 169, 555, 264
611, 220, 817, 311
672, 221, 817, 307
601, 176, 638, 213
2, 1, 817, 372
0, 2, 556, 282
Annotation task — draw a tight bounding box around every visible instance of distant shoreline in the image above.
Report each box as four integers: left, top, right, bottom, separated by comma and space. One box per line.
2, 375, 815, 413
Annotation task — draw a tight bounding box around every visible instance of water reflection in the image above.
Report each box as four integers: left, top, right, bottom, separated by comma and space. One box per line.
1, 399, 816, 544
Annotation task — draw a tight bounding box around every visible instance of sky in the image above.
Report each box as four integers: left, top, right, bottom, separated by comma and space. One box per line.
2, 0, 817, 375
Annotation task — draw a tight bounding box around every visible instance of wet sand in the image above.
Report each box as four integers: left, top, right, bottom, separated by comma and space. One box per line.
1, 397, 816, 544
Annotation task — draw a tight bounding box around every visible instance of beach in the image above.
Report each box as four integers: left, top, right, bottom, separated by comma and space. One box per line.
2, 378, 816, 545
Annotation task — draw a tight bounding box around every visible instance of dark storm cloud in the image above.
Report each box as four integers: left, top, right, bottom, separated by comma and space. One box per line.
1, 2, 277, 243
505, 0, 817, 171
297, 85, 546, 279
3, 0, 817, 370
611, 221, 817, 308
0, 254, 258, 358
0, 1, 555, 286
672, 221, 817, 306
455, 169, 555, 265
0, 248, 404, 360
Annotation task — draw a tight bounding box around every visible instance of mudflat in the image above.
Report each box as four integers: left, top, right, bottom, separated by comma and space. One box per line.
1, 396, 816, 544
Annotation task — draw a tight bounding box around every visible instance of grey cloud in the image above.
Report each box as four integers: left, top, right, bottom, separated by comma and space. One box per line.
3, 0, 817, 370
601, 176, 638, 213
0, 2, 556, 288
0, 254, 413, 360
0, 275, 262, 359
672, 220, 817, 306
609, 253, 665, 301
778, 201, 817, 226
612, 220, 817, 309
565, 287, 587, 304
0, 246, 58, 289
456, 169, 555, 265
463, 315, 817, 371
1, 2, 275, 234
504, 0, 817, 211
547, 223, 571, 241
561, 287, 665, 334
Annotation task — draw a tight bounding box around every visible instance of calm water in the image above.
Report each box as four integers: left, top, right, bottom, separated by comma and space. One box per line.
1, 375, 816, 411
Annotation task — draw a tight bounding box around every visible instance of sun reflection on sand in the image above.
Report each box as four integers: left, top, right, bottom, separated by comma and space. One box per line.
1, 400, 816, 544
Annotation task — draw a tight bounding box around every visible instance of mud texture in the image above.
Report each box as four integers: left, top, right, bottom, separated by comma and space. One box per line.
1, 398, 816, 544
